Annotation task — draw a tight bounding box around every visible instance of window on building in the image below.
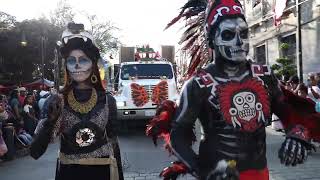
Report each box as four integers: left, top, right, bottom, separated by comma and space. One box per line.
280, 34, 296, 63
252, 0, 261, 8
255, 44, 267, 64
286, 0, 296, 8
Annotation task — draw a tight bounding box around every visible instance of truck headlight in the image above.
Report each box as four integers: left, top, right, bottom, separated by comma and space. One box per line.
116, 101, 126, 107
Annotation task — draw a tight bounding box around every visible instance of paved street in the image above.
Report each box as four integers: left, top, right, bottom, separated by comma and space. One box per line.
0, 126, 320, 180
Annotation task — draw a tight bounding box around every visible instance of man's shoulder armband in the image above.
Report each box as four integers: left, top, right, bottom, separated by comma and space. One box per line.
251, 64, 271, 77
194, 69, 215, 88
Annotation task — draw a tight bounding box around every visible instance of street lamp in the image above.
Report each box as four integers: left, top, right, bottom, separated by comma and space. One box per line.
53, 41, 62, 90
20, 31, 27, 47
18, 31, 28, 85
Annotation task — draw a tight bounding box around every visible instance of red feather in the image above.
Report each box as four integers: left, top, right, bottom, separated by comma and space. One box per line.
145, 102, 196, 179
189, 45, 201, 57
160, 161, 189, 180
164, 14, 184, 30
165, 0, 208, 79
187, 52, 202, 76
146, 100, 177, 150
181, 34, 200, 51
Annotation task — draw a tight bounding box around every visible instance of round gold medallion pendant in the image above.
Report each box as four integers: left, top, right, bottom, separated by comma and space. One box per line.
67, 88, 98, 114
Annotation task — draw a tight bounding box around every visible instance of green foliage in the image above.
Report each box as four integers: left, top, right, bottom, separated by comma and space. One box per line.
270, 63, 281, 71
0, 0, 120, 85
279, 42, 289, 50
270, 43, 297, 79
0, 17, 62, 84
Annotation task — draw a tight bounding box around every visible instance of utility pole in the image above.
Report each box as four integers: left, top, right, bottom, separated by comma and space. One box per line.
53, 47, 60, 91
40, 36, 46, 87
296, 0, 303, 82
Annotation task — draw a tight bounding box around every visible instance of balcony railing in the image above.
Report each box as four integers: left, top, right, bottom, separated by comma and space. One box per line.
247, 0, 274, 26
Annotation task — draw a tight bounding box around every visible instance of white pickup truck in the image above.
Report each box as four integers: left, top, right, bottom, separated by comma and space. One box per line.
114, 60, 179, 121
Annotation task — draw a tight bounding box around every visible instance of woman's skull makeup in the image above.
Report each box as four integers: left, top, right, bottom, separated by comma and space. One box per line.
213, 17, 249, 62
66, 49, 93, 83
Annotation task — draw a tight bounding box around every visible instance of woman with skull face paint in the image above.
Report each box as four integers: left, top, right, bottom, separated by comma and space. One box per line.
145, 0, 320, 179
30, 23, 123, 180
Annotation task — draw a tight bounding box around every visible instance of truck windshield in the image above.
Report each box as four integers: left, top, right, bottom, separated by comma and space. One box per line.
121, 64, 173, 80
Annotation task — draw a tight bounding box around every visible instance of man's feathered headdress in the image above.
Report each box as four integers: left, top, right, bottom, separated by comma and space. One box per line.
165, 0, 208, 77
166, 0, 245, 77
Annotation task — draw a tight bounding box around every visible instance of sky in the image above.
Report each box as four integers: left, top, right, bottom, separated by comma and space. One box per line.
0, 0, 186, 50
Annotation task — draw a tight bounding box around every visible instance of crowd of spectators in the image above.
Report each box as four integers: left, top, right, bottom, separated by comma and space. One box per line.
0, 87, 53, 161
272, 72, 320, 133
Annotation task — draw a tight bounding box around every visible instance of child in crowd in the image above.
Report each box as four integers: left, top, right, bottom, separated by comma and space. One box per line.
23, 95, 38, 136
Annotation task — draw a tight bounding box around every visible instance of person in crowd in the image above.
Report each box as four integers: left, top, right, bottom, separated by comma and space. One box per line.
0, 95, 9, 122
307, 72, 320, 102
38, 90, 50, 112
31, 91, 40, 119
0, 97, 9, 157
9, 90, 22, 125
18, 87, 27, 106
1, 94, 16, 160
297, 83, 310, 99
23, 94, 38, 136
315, 72, 320, 89
286, 75, 299, 94
30, 23, 123, 180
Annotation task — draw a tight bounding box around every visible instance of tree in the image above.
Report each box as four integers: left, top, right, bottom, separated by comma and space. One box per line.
49, 1, 121, 56
0, 1, 120, 86
0, 18, 62, 85
0, 11, 17, 29
271, 43, 297, 80
84, 13, 121, 56
49, 0, 75, 29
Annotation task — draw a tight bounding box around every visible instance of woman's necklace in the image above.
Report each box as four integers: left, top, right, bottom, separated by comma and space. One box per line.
67, 88, 98, 114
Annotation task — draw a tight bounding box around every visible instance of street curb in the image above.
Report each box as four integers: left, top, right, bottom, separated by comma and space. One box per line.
124, 172, 195, 180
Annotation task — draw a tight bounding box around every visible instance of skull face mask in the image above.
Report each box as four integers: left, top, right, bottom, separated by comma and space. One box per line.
213, 17, 249, 62
66, 49, 93, 83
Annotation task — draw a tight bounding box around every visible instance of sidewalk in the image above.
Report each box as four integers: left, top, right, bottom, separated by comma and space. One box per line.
124, 172, 195, 180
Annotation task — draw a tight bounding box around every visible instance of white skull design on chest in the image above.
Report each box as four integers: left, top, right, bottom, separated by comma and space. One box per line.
232, 92, 257, 121
217, 79, 270, 132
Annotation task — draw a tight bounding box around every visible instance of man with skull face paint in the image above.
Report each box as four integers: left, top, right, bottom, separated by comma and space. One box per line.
30, 23, 123, 180
146, 0, 317, 179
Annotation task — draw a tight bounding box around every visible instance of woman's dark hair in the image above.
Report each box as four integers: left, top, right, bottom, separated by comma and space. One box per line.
10, 89, 19, 99
298, 83, 308, 94
60, 38, 105, 96
60, 38, 100, 62
23, 95, 33, 106
288, 75, 299, 84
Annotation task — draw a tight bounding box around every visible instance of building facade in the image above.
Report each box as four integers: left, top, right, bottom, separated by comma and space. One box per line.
244, 0, 320, 80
